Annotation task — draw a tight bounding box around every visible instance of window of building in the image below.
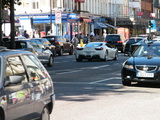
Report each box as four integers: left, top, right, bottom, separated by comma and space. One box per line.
32, 0, 39, 9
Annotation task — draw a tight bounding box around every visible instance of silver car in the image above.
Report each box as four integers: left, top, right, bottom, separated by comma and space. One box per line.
4, 39, 54, 67
0, 48, 55, 120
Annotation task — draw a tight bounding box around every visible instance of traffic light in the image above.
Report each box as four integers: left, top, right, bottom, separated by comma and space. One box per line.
148, 20, 153, 28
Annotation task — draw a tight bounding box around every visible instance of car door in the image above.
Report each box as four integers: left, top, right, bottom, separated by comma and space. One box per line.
106, 43, 115, 58
21, 54, 53, 118
4, 55, 34, 120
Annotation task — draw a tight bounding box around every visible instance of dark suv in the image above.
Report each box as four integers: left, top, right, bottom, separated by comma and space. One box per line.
0, 49, 55, 120
42, 35, 73, 56
104, 34, 126, 53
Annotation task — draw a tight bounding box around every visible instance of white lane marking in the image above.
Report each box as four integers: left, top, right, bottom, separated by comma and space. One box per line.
81, 65, 109, 70
57, 70, 82, 75
89, 78, 114, 84
89, 77, 121, 84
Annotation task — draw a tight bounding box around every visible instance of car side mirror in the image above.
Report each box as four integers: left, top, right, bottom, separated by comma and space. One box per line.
5, 75, 24, 87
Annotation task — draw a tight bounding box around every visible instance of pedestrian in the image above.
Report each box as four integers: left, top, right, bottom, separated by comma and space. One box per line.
90, 31, 95, 37
34, 30, 40, 38
72, 34, 79, 54
83, 34, 88, 44
64, 31, 70, 42
23, 30, 29, 38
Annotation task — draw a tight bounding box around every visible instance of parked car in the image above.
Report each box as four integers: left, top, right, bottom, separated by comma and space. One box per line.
124, 37, 144, 56
121, 40, 160, 86
4, 39, 54, 67
0, 48, 55, 120
30, 38, 56, 56
104, 34, 126, 53
75, 42, 118, 62
42, 35, 73, 56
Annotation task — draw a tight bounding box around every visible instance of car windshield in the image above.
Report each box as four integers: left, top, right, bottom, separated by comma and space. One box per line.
128, 38, 143, 44
85, 43, 103, 47
133, 44, 160, 57
105, 35, 120, 41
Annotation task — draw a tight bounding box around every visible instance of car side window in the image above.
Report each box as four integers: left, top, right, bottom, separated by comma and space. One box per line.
5, 56, 28, 86
22, 55, 46, 81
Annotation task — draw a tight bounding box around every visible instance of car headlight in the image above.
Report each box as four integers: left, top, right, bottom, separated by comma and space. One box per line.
123, 65, 134, 69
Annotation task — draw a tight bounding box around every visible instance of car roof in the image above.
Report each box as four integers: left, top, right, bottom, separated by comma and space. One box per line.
0, 48, 34, 57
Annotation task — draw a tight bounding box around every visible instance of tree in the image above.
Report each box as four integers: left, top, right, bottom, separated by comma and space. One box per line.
2, 0, 21, 9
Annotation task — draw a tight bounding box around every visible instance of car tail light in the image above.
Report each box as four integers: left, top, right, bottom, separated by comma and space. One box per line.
104, 41, 107, 43
95, 47, 103, 50
55, 41, 59, 44
76, 47, 83, 50
117, 41, 122, 43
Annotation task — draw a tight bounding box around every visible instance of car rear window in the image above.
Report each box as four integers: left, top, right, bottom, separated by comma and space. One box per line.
105, 35, 120, 42
86, 43, 103, 47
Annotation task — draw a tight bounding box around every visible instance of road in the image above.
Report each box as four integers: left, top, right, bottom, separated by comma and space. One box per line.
46, 53, 160, 120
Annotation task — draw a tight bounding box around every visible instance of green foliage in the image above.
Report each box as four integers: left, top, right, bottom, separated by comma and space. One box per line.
2, 0, 21, 9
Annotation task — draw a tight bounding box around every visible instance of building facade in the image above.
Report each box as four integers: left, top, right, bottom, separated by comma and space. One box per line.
2, 0, 160, 38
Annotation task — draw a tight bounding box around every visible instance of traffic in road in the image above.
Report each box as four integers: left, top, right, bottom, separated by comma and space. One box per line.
47, 53, 160, 120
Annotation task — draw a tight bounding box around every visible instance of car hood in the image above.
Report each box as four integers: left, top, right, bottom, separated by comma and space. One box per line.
127, 57, 160, 66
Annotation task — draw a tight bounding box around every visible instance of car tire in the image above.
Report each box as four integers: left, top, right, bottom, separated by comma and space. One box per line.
58, 48, 63, 56
76, 58, 82, 62
47, 56, 53, 67
113, 52, 118, 60
102, 51, 108, 61
41, 107, 50, 120
69, 48, 73, 55
122, 79, 131, 86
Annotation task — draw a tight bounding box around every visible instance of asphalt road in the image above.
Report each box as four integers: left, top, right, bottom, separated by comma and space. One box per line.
46, 53, 160, 120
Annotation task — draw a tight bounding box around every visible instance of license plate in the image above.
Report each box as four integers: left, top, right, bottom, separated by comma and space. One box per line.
136, 72, 154, 78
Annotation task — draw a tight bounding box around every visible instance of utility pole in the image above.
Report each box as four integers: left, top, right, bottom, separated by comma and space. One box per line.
10, 0, 15, 49
0, 0, 3, 46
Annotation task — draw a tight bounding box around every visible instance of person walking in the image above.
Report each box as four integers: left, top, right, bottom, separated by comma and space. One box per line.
34, 30, 40, 38
23, 30, 29, 38
72, 34, 79, 54
64, 31, 70, 42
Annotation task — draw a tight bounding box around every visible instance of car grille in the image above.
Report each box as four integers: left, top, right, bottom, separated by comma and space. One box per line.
135, 65, 157, 72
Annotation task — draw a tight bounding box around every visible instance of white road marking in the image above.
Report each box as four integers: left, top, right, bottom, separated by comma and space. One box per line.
57, 70, 82, 75
89, 77, 121, 84
81, 65, 109, 70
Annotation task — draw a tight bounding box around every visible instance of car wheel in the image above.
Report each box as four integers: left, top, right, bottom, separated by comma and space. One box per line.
122, 79, 131, 86
113, 52, 118, 60
69, 48, 73, 55
76, 58, 82, 62
41, 107, 50, 120
102, 51, 108, 61
47, 56, 53, 67
58, 48, 63, 56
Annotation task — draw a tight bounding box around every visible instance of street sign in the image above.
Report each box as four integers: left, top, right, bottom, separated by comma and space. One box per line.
150, 20, 156, 32
55, 9, 62, 24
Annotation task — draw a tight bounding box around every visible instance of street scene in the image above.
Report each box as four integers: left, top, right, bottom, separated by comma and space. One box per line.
1, 0, 160, 120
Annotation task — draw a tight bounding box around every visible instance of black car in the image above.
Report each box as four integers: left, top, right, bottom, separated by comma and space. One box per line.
124, 37, 144, 55
0, 49, 55, 120
42, 35, 73, 56
104, 34, 126, 53
121, 41, 160, 86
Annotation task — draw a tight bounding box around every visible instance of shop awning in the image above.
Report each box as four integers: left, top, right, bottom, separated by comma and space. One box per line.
105, 23, 117, 30
94, 22, 107, 29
